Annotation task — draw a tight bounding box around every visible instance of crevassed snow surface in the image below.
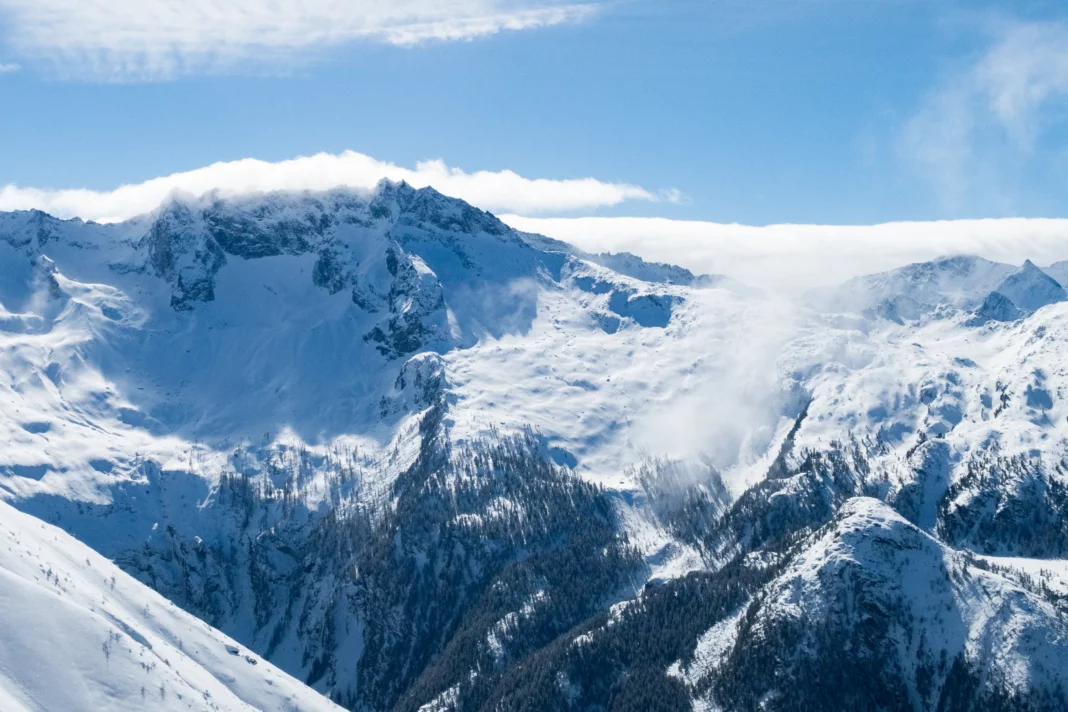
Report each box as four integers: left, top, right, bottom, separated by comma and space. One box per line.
0, 499, 342, 712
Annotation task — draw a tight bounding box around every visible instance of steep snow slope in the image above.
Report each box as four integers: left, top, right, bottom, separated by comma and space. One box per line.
1045, 260, 1068, 287
0, 499, 341, 712
766, 294, 1068, 556
0, 185, 755, 706
789, 298, 1068, 462
477, 498, 1068, 711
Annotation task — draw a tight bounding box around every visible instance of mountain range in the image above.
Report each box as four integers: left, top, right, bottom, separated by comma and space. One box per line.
1, 183, 1067, 711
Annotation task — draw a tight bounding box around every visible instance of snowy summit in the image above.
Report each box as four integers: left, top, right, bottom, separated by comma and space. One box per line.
1, 186, 1067, 710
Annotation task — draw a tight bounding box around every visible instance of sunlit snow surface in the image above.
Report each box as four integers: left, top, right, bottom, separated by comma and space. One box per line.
0, 195, 798, 510
0, 499, 342, 712
735, 499, 1068, 701
3, 197, 1068, 547
3, 190, 1068, 706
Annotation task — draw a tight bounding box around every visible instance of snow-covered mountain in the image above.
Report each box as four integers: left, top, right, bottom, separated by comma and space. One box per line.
805, 255, 1015, 317
1, 184, 1067, 711
808, 254, 1066, 325
995, 259, 1068, 313
1045, 260, 1068, 288
704, 498, 1068, 710
0, 499, 342, 712
520, 498, 1068, 711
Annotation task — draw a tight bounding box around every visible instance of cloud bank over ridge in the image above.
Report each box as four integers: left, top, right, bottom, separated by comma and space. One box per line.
503, 215, 1068, 292
0, 150, 662, 222
5, 149, 1068, 293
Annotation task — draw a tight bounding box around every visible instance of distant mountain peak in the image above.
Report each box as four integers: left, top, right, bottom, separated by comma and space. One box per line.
966, 290, 1026, 326
805, 253, 1015, 316
994, 260, 1067, 313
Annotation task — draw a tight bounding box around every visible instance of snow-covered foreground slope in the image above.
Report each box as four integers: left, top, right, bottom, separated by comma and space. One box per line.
2, 187, 1068, 711
0, 499, 341, 712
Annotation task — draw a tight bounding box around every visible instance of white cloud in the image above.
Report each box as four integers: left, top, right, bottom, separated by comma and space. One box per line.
0, 62, 19, 73
0, 0, 598, 80
976, 22, 1068, 145
902, 21, 1068, 212
6, 150, 1068, 294
0, 150, 662, 223
501, 214, 1068, 292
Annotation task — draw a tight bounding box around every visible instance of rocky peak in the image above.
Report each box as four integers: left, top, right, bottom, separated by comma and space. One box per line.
129, 185, 561, 356
967, 290, 1026, 326
994, 259, 1067, 313
371, 179, 511, 238
0, 208, 68, 251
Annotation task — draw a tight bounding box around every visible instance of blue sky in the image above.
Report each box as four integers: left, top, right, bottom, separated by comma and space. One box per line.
1, 0, 1068, 226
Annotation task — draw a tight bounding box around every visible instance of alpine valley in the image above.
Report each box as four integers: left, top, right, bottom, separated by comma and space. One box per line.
1, 183, 1067, 711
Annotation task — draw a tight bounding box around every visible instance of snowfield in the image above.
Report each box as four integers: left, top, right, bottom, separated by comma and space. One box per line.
0, 499, 342, 712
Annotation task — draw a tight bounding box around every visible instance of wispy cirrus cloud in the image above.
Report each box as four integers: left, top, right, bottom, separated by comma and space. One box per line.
0, 150, 668, 222
0, 0, 599, 80
0, 62, 19, 73
901, 20, 1068, 214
